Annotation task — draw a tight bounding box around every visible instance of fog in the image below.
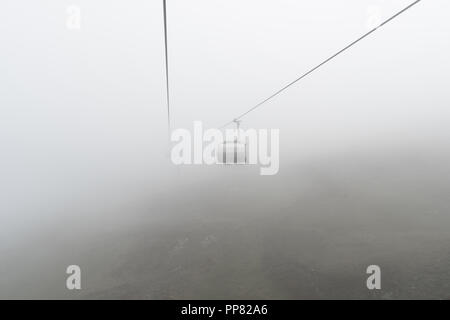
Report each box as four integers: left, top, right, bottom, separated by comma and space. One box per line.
0, 0, 449, 299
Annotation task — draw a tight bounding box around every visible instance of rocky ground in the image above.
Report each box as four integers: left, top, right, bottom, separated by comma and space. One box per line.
2, 150, 450, 299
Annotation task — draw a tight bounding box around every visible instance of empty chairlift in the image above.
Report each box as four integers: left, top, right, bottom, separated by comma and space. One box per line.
216, 120, 247, 165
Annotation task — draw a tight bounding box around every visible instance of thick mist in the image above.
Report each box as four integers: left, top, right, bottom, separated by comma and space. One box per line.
1, 0, 449, 299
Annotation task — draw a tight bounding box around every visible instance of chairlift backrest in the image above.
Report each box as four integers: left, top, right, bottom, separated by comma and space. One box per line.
216, 140, 247, 165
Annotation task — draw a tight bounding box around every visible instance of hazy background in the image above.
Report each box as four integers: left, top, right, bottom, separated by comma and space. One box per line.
0, 0, 449, 299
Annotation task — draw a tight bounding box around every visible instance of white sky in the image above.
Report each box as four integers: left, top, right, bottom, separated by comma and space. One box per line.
0, 0, 449, 262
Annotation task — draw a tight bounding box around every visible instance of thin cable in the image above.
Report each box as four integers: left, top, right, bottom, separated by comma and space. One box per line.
163, 0, 171, 135
220, 0, 422, 129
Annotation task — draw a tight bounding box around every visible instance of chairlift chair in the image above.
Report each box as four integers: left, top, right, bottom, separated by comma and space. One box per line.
216, 119, 247, 165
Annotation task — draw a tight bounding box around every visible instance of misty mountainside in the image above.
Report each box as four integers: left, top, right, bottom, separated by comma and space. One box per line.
3, 147, 449, 299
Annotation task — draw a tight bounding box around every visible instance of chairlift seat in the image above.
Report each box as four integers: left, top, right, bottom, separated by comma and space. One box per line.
216, 140, 247, 164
